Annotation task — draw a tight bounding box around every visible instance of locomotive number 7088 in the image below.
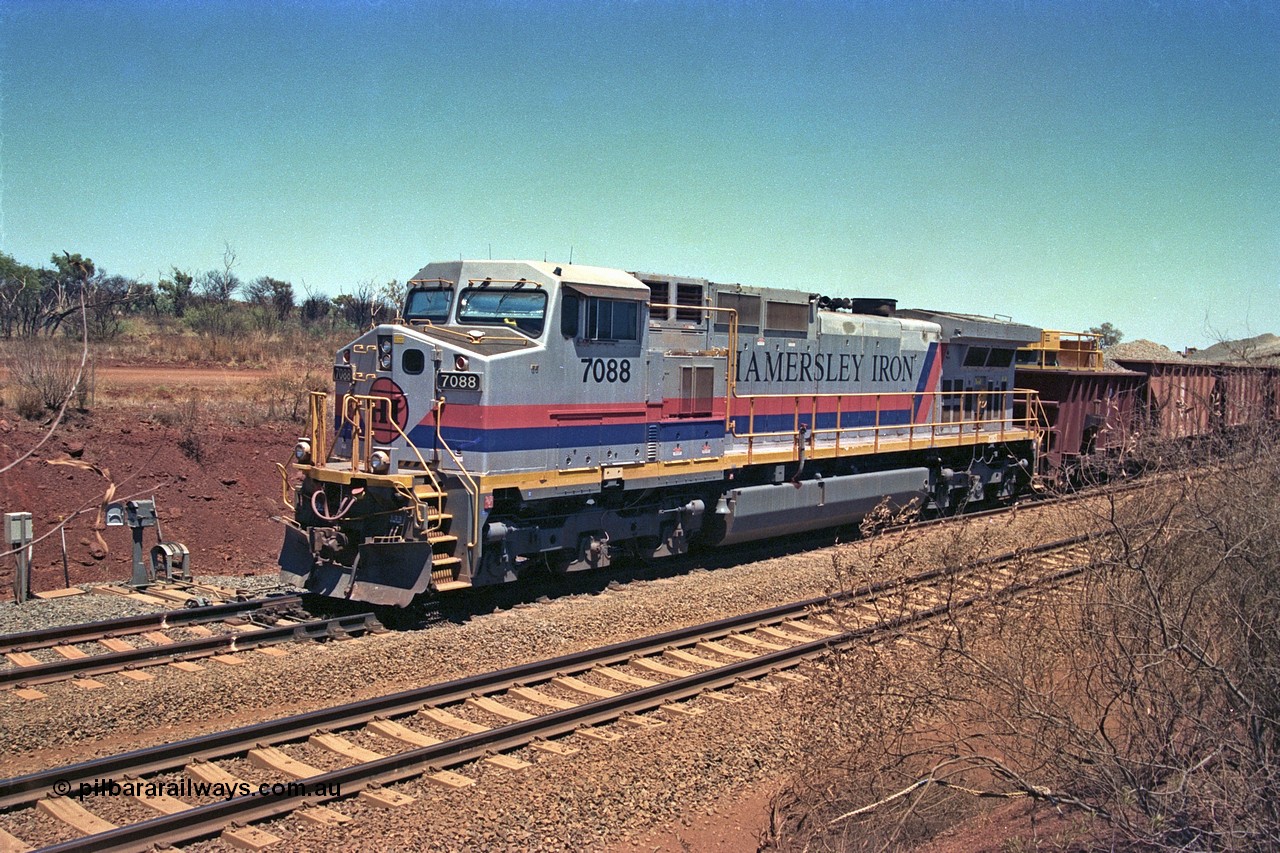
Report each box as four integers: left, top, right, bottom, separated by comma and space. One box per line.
581, 358, 632, 384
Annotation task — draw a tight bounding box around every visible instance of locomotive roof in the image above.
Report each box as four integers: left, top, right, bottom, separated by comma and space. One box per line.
410, 259, 649, 298
897, 309, 1040, 345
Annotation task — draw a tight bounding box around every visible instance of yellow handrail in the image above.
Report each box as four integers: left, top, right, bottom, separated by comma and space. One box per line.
1018, 330, 1105, 371
307, 391, 329, 465
726, 387, 1043, 464
316, 392, 451, 529
275, 463, 294, 510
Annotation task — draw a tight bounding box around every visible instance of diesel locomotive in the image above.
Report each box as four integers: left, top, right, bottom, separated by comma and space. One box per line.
279, 260, 1045, 606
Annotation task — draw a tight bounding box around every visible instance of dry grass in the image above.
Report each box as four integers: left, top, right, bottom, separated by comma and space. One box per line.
766, 428, 1280, 852
0, 340, 90, 419
108, 318, 350, 369
0, 315, 345, 423
0, 316, 351, 372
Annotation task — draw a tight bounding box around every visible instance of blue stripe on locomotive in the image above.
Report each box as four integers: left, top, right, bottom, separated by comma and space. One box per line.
407, 408, 912, 455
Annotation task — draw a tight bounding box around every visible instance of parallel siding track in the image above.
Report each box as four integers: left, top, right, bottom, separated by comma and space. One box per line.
0, 596, 382, 689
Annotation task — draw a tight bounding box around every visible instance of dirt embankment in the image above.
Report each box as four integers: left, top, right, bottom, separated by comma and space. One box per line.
0, 401, 299, 593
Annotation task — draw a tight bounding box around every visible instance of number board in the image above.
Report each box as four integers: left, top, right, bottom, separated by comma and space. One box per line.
436, 371, 482, 392
333, 365, 353, 383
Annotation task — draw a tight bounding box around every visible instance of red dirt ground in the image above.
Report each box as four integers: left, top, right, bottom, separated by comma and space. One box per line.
613, 779, 1086, 852
1, 381, 298, 593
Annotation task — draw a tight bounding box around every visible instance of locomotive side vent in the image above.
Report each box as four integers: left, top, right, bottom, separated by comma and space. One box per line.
646, 423, 659, 462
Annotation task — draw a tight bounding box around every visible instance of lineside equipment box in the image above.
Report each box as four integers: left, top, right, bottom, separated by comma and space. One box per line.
4, 512, 32, 545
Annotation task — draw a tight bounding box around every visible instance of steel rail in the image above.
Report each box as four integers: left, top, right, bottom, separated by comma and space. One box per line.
0, 532, 1095, 811
0, 612, 380, 689
32, 562, 1089, 853
0, 594, 304, 656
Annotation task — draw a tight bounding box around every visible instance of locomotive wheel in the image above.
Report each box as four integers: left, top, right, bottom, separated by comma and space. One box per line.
541, 550, 573, 577
626, 535, 665, 565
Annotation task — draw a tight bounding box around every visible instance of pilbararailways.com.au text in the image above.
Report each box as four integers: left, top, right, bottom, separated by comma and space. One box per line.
53, 778, 341, 801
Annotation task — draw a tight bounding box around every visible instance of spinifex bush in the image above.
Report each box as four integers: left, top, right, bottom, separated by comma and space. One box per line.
7, 341, 88, 419
252, 369, 328, 423
174, 396, 205, 463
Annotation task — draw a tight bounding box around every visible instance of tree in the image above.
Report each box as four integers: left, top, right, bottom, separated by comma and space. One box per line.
383, 278, 406, 319
1088, 322, 1124, 347
0, 251, 138, 340
131, 280, 158, 319
299, 295, 331, 328
157, 267, 194, 317
83, 273, 138, 341
295, 279, 332, 331
188, 245, 245, 356
50, 251, 95, 283
1, 253, 94, 418
245, 276, 295, 322
0, 252, 42, 338
40, 252, 96, 338
333, 280, 390, 329
197, 244, 241, 304
197, 268, 240, 304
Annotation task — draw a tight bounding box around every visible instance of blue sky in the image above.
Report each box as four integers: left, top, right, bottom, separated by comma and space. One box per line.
2, 0, 1277, 348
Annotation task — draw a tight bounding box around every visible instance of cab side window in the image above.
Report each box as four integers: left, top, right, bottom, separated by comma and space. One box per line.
586, 298, 639, 341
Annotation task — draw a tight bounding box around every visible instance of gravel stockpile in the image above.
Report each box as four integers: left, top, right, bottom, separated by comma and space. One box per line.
1106, 339, 1183, 362
1185, 333, 1280, 364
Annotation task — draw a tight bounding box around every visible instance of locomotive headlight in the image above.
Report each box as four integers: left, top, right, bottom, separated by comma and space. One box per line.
379, 339, 393, 355
454, 354, 469, 371
369, 450, 391, 474
293, 440, 312, 464
378, 353, 393, 370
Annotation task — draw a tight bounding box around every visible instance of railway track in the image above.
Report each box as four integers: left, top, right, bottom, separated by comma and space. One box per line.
0, 500, 1050, 694
0, 594, 305, 656
0, 533, 1103, 852
0, 595, 383, 691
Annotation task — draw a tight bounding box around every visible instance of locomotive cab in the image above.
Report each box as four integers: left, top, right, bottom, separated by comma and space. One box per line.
280, 261, 662, 605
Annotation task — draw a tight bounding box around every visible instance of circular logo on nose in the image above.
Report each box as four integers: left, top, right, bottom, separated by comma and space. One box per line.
368, 378, 408, 443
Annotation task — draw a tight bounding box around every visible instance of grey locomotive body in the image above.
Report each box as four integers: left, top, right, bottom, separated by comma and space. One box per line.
281, 260, 1042, 606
